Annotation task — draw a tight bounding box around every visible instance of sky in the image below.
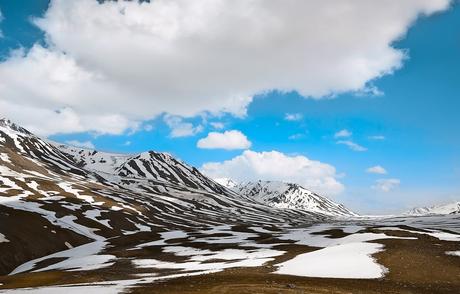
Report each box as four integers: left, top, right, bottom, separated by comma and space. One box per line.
0, 0, 459, 214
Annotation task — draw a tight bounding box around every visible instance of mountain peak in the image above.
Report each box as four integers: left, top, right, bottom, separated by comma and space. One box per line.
0, 118, 32, 136
224, 180, 356, 217
405, 201, 460, 216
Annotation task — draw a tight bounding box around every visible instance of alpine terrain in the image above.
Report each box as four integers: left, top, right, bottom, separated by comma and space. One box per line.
0, 118, 459, 293
219, 180, 356, 217
405, 201, 460, 216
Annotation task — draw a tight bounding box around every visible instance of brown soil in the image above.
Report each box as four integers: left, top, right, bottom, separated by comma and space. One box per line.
0, 206, 91, 275
0, 219, 459, 294
128, 228, 460, 294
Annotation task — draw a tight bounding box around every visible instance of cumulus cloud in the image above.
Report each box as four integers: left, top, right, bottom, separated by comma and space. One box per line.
366, 165, 387, 174
372, 178, 400, 192
197, 130, 251, 150
164, 115, 203, 138
0, 0, 451, 135
65, 140, 95, 149
284, 113, 303, 121
337, 140, 367, 152
0, 101, 139, 136
334, 129, 352, 138
201, 150, 344, 196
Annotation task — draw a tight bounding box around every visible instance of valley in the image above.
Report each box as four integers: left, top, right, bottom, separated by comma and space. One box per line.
0, 119, 459, 293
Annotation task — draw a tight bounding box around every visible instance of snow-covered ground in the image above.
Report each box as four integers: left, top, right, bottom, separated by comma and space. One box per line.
1, 119, 460, 292
11, 241, 114, 275
275, 242, 386, 279
0, 233, 8, 243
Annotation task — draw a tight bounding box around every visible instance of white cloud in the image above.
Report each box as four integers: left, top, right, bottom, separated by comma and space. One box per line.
372, 178, 400, 192
65, 140, 95, 149
164, 115, 203, 138
0, 0, 451, 135
369, 135, 386, 140
201, 150, 344, 196
366, 165, 387, 175
0, 102, 138, 136
334, 129, 352, 138
284, 113, 303, 121
197, 130, 251, 150
143, 124, 154, 132
123, 141, 132, 146
210, 122, 225, 130
337, 140, 367, 152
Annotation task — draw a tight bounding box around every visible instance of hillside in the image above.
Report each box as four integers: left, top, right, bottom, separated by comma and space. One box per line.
219, 179, 356, 217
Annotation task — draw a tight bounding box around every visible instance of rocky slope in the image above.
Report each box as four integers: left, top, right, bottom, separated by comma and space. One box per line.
1, 119, 460, 294
222, 180, 356, 217
0, 118, 332, 276
54, 143, 230, 195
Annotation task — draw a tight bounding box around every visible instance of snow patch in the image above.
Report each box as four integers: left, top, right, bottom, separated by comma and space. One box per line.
11, 241, 113, 275
275, 242, 386, 279
0, 233, 9, 243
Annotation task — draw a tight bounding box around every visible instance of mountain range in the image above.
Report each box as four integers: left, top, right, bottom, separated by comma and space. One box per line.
0, 118, 355, 276
405, 201, 460, 216
217, 179, 356, 217
1, 118, 460, 293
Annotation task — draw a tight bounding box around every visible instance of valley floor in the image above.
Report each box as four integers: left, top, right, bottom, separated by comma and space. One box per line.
1, 216, 459, 294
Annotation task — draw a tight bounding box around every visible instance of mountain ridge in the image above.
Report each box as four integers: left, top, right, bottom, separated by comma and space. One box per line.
0, 118, 337, 275
220, 179, 356, 217
405, 201, 460, 216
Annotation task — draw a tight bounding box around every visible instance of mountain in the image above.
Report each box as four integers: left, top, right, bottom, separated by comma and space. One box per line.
405, 201, 460, 216
0, 118, 335, 276
54, 143, 230, 195
220, 180, 356, 217
2, 119, 460, 293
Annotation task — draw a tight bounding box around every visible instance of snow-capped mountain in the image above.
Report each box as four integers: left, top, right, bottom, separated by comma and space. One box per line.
214, 177, 238, 189
223, 180, 356, 217
54, 143, 230, 195
405, 201, 460, 216
0, 118, 335, 275
2, 118, 460, 293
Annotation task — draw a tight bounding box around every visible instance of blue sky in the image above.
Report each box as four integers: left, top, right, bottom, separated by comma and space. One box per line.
0, 0, 459, 213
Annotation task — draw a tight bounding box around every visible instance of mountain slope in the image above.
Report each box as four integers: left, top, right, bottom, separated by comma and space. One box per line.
0, 118, 332, 276
54, 143, 230, 195
221, 180, 356, 217
2, 119, 460, 294
405, 201, 460, 216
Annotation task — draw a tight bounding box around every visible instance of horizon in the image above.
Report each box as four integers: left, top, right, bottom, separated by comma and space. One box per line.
1, 0, 459, 214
